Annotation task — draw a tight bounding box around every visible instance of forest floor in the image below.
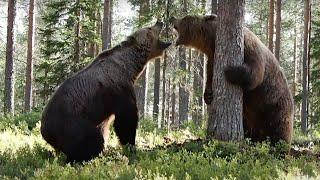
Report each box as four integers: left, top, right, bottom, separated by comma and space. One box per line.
0, 112, 320, 179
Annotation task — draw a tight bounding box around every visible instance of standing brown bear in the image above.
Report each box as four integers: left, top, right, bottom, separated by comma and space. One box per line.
170, 15, 294, 144
41, 22, 171, 163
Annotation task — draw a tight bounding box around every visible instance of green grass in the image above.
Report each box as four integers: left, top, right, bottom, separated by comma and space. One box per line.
0, 112, 319, 179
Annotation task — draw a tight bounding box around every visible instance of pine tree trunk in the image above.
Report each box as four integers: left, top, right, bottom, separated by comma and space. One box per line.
4, 0, 16, 115
268, 0, 274, 52
211, 0, 217, 14
153, 58, 161, 122
301, 0, 310, 135
178, 47, 189, 124
24, 0, 35, 112
102, 0, 110, 50
95, 10, 101, 55
107, 0, 112, 48
73, 0, 80, 72
135, 0, 149, 119
274, 0, 281, 61
207, 0, 244, 141
293, 26, 297, 96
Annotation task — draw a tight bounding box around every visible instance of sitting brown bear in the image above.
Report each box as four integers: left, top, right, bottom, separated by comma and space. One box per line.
170, 15, 294, 144
41, 22, 171, 163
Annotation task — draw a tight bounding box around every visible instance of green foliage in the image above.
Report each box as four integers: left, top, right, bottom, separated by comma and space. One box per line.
0, 112, 319, 179
36, 0, 101, 100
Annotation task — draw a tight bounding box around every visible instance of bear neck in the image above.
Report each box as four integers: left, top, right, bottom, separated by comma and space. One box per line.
195, 24, 217, 59
115, 44, 150, 83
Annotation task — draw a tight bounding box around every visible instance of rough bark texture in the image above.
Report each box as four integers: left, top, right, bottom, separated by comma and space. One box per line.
153, 58, 161, 121
192, 51, 203, 125
207, 0, 244, 141
24, 0, 35, 112
274, 0, 281, 61
102, 0, 110, 50
4, 0, 16, 115
179, 47, 189, 124
268, 0, 274, 52
301, 0, 310, 135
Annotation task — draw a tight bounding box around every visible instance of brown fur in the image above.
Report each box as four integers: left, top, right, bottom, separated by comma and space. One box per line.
41, 22, 171, 163
171, 15, 294, 144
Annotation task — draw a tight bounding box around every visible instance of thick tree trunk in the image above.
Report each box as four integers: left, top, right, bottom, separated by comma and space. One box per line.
207, 0, 244, 141
102, 0, 110, 50
268, 0, 274, 52
274, 0, 281, 61
4, 0, 16, 115
24, 0, 35, 112
301, 0, 310, 135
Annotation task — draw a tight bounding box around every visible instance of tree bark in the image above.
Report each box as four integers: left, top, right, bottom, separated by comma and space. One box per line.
107, 0, 112, 48
274, 0, 281, 61
135, 0, 149, 119
95, 9, 101, 55
153, 58, 161, 122
73, 0, 80, 72
24, 0, 35, 112
4, 0, 16, 115
211, 0, 217, 14
102, 0, 110, 50
268, 0, 274, 52
207, 0, 244, 141
301, 0, 310, 135
178, 47, 189, 124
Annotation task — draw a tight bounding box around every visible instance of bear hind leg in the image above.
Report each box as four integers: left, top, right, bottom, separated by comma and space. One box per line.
65, 127, 104, 163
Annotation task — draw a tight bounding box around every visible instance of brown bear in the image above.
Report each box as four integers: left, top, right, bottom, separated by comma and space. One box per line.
41, 21, 171, 163
170, 15, 294, 144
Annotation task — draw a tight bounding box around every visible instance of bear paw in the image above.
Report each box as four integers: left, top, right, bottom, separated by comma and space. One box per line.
224, 66, 250, 88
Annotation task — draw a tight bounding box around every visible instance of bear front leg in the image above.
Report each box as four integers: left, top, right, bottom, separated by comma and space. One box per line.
224, 59, 265, 90
204, 58, 214, 105
114, 101, 138, 146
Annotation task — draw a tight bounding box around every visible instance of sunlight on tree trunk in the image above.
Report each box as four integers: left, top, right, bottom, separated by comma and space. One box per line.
4, 0, 16, 115
24, 0, 35, 112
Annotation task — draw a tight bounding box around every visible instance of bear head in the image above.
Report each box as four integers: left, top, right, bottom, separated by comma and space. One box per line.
169, 15, 218, 54
128, 21, 171, 60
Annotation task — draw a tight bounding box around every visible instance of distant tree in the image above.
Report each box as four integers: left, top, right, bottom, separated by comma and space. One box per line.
135, 0, 150, 119
211, 0, 217, 14
207, 0, 244, 141
274, 0, 281, 60
102, 0, 111, 50
178, 0, 189, 124
4, 0, 16, 115
268, 0, 274, 52
24, 0, 35, 112
301, 0, 311, 134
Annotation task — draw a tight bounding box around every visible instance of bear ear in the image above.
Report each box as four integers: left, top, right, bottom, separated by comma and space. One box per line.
204, 14, 218, 21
